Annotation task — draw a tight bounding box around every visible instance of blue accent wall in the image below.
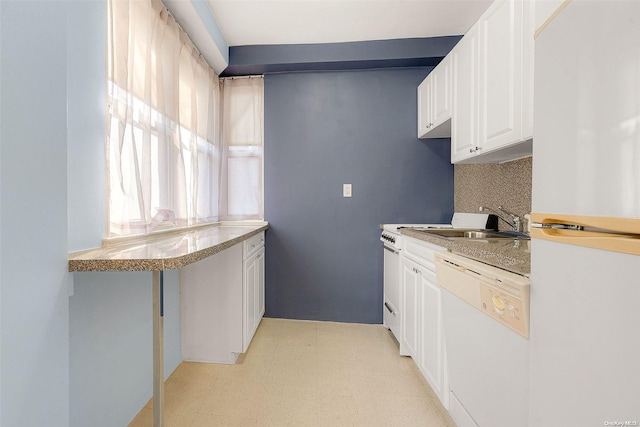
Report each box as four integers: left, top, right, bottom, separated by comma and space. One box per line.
264, 68, 453, 323
222, 36, 462, 76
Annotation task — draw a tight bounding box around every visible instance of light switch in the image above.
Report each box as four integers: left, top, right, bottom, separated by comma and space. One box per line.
343, 184, 352, 198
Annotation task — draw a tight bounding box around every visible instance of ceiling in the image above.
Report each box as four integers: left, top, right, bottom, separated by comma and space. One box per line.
206, 0, 494, 46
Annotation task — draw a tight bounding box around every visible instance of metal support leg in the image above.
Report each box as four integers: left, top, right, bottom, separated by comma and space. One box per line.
152, 271, 164, 427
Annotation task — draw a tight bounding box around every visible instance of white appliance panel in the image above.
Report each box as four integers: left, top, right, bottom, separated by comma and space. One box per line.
531, 1, 640, 425
437, 252, 529, 427
442, 289, 529, 427
529, 240, 640, 425
532, 1, 640, 219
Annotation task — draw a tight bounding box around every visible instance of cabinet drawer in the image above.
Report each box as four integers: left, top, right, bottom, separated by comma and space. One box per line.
243, 231, 265, 259
403, 237, 445, 271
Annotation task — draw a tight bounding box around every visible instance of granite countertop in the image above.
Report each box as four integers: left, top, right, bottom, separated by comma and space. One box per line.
400, 228, 530, 276
68, 222, 269, 272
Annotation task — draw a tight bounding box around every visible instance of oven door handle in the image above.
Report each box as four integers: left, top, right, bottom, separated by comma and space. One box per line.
384, 302, 396, 315
383, 245, 399, 254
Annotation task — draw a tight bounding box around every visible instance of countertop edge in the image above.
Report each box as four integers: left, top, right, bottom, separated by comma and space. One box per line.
400, 228, 531, 276
68, 224, 269, 272
162, 225, 268, 270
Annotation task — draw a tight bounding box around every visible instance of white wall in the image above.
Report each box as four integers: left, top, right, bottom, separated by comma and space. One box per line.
0, 2, 3, 422
1, 2, 71, 425
69, 270, 181, 427
67, 0, 106, 252
1, 1, 183, 426
164, 0, 229, 74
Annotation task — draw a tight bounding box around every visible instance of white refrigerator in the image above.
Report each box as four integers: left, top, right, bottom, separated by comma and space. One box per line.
530, 1, 640, 426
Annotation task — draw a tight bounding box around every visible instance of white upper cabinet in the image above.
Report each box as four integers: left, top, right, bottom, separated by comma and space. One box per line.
432, 55, 453, 131
522, 0, 535, 141
418, 55, 452, 139
450, 0, 535, 163
478, 0, 523, 152
451, 24, 480, 162
417, 77, 433, 137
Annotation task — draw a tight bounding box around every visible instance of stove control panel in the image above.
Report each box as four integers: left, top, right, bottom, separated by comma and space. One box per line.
380, 232, 397, 245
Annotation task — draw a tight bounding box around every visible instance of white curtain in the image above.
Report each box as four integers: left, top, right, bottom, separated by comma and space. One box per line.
220, 77, 264, 221
107, 0, 221, 237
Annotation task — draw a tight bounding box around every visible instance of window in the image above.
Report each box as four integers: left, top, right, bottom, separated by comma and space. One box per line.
107, 0, 262, 237
220, 77, 264, 220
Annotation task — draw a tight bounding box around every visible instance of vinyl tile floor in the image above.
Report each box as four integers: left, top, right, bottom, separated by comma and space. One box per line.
129, 318, 457, 426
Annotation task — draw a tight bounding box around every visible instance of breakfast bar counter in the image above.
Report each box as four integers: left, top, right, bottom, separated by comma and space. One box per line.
68, 221, 269, 427
69, 222, 269, 272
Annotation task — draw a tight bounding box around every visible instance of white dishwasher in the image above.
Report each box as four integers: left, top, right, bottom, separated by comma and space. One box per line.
435, 252, 530, 427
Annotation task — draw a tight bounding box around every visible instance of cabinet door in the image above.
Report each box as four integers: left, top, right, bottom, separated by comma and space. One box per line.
243, 252, 258, 352
401, 257, 420, 359
417, 77, 433, 138
478, 0, 523, 152
432, 55, 452, 127
181, 243, 244, 364
419, 269, 444, 402
419, 67, 452, 139
451, 24, 480, 163
257, 247, 265, 319
522, 0, 535, 140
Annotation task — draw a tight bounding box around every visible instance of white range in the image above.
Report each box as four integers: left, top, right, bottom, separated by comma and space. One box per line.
380, 213, 495, 345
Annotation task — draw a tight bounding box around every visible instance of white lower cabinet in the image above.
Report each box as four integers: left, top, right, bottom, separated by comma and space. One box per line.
418, 268, 444, 401
451, 23, 480, 162
181, 244, 244, 364
400, 257, 421, 358
181, 232, 265, 364
243, 243, 265, 352
400, 237, 447, 406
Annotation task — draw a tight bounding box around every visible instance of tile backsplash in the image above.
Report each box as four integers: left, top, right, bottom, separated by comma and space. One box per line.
454, 156, 532, 231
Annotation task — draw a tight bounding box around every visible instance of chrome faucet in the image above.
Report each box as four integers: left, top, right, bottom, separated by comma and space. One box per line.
479, 206, 522, 232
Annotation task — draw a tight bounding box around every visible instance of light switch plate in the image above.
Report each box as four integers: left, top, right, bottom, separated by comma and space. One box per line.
343, 184, 352, 197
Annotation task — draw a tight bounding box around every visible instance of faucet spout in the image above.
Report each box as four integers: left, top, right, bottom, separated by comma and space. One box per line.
479, 206, 521, 232
497, 206, 522, 232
